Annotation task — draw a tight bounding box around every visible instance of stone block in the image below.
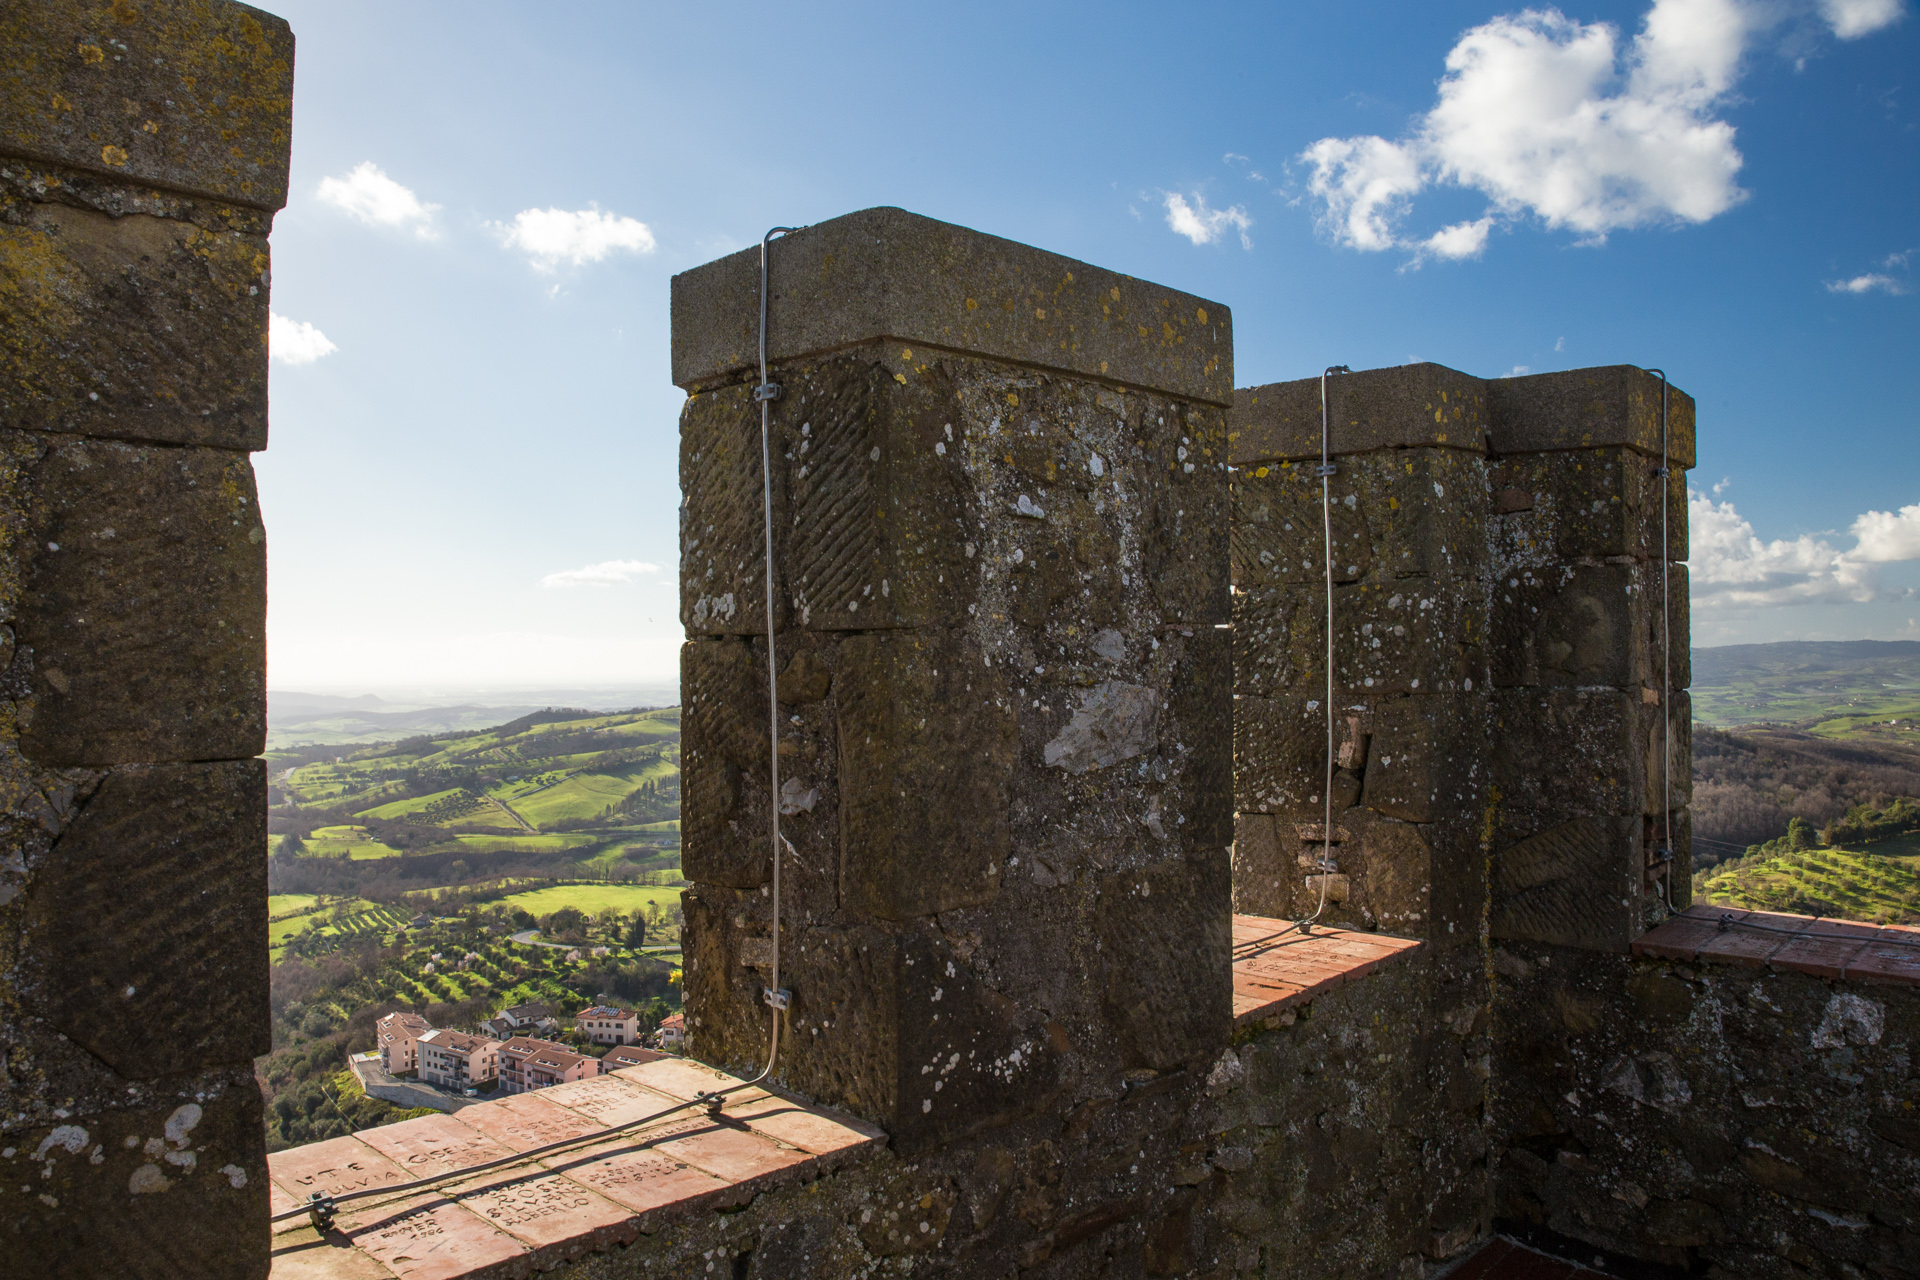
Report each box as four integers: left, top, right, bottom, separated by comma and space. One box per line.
670, 207, 1232, 405
1492, 689, 1690, 819
0, 0, 294, 212
10, 435, 266, 766
1233, 448, 1487, 582
679, 636, 772, 888
679, 384, 786, 637
0, 190, 272, 450
1232, 811, 1284, 916
1360, 695, 1487, 825
1231, 363, 1487, 465
20, 759, 267, 1077
0, 1085, 268, 1280
837, 628, 1016, 920
1490, 815, 1642, 951
1490, 447, 1688, 565
1238, 580, 1485, 701
1491, 560, 1689, 694
1487, 365, 1695, 469
1094, 852, 1232, 1070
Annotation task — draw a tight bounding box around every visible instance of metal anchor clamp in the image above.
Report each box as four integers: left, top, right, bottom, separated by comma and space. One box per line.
307, 1191, 338, 1233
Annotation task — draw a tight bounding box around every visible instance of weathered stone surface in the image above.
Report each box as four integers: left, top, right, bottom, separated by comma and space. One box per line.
9, 434, 265, 765
679, 385, 784, 637
837, 628, 1014, 920
1232, 363, 1488, 465
1094, 853, 1232, 1070
1493, 688, 1690, 821
0, 180, 273, 450
1239, 580, 1486, 699
1491, 559, 1689, 694
0, 0, 293, 212
1361, 695, 1486, 825
1234, 448, 1488, 583
1489, 816, 1641, 952
671, 207, 1232, 405
1044, 680, 1160, 773
20, 759, 267, 1076
0, 1085, 267, 1279
1490, 446, 1688, 564
1492, 945, 1916, 1276
1487, 365, 1696, 469
679, 636, 769, 887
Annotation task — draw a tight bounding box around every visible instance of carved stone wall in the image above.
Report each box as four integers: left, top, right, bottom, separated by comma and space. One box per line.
0, 3, 290, 1275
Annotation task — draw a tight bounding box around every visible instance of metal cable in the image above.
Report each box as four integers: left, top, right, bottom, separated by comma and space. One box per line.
1701, 911, 1920, 951
1646, 369, 1679, 918
274, 226, 807, 1232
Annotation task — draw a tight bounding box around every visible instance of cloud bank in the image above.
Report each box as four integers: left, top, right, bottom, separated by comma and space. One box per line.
1164, 193, 1254, 248
268, 313, 337, 365
540, 559, 661, 588
1689, 491, 1920, 608
1299, 0, 1905, 260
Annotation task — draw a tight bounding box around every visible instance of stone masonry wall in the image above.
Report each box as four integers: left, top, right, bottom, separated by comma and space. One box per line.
673, 208, 1234, 1154
0, 3, 290, 1276
1492, 943, 1919, 1279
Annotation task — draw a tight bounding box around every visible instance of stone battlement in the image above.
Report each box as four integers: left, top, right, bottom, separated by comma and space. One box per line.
1, 7, 1914, 1279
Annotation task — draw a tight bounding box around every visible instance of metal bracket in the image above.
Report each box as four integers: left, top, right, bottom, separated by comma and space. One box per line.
753, 382, 782, 402
763, 987, 792, 1010
1653, 466, 1671, 478
1313, 463, 1338, 477
307, 1191, 337, 1233
696, 1089, 726, 1119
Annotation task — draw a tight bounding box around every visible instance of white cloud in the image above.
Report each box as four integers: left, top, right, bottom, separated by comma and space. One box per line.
1850, 504, 1920, 561
1819, 0, 1905, 38
316, 162, 439, 237
1826, 272, 1908, 294
495, 206, 656, 271
268, 313, 337, 365
1688, 490, 1920, 608
1300, 0, 1898, 259
540, 559, 661, 588
1163, 193, 1254, 249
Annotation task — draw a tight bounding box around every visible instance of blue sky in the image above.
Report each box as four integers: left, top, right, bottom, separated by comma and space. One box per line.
257, 0, 1918, 693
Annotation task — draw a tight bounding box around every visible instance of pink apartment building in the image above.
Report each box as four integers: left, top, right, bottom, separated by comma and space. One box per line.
375, 1011, 432, 1073
417, 1029, 498, 1092
496, 1035, 603, 1094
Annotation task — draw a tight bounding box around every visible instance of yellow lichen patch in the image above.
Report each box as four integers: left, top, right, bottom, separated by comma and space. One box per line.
893, 373, 907, 385
1035, 308, 1046, 319
99, 145, 128, 167
1004, 393, 1019, 407
900, 348, 913, 361
78, 43, 104, 63
50, 93, 71, 111
965, 297, 978, 311
1196, 307, 1207, 323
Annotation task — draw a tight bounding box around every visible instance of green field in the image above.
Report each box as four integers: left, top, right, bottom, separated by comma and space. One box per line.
269, 899, 399, 959
495, 883, 684, 919
269, 894, 323, 919
1698, 842, 1920, 923
1692, 641, 1920, 733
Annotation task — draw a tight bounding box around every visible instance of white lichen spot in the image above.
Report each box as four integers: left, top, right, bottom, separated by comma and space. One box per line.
219, 1163, 248, 1189
128, 1164, 171, 1195
164, 1149, 196, 1170
164, 1104, 202, 1148
33, 1127, 88, 1161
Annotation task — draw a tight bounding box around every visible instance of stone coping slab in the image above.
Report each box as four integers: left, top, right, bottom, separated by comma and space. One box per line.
0, 0, 295, 211
1633, 904, 1920, 986
267, 1057, 885, 1278
1229, 912, 1425, 1026
670, 206, 1233, 404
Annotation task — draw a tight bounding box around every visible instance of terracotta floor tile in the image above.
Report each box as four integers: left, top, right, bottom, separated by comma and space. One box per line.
651, 1119, 814, 1187
340, 1192, 528, 1280
613, 1057, 771, 1106
268, 1229, 399, 1279
536, 1139, 739, 1218
1769, 935, 1872, 980
450, 1092, 606, 1154
1845, 937, 1920, 986
538, 1074, 689, 1129
1633, 911, 1725, 960
442, 1164, 637, 1255
721, 1093, 888, 1158
268, 1136, 413, 1234
353, 1112, 515, 1182
1690, 911, 1784, 967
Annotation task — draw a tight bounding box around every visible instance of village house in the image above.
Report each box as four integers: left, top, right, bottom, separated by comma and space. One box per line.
655, 1012, 686, 1052
416, 1029, 498, 1092
496, 1035, 602, 1094
374, 1011, 431, 1074
601, 1044, 667, 1070
496, 1000, 558, 1036
574, 1004, 641, 1046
